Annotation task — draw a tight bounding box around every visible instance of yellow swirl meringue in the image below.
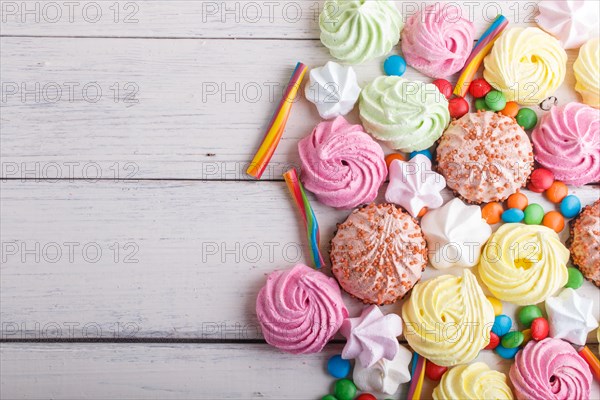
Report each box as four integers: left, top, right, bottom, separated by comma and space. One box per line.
484, 27, 567, 105
574, 38, 600, 109
433, 362, 514, 400
479, 224, 569, 306
402, 270, 494, 367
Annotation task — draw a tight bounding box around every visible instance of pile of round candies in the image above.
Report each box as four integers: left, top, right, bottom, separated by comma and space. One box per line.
323, 355, 379, 400
481, 168, 582, 232
484, 300, 549, 359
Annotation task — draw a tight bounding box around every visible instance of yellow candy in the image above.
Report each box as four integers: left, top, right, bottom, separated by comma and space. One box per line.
522, 329, 532, 345
487, 296, 503, 316
402, 270, 494, 367
432, 362, 513, 400
479, 224, 569, 305
574, 38, 600, 109
483, 27, 567, 105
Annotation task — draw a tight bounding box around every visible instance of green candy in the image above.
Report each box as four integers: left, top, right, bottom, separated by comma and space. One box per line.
475, 98, 491, 111
516, 108, 538, 130
485, 90, 506, 111
334, 379, 356, 400
566, 267, 584, 289
501, 331, 524, 348
518, 305, 543, 328
322, 396, 338, 400
524, 204, 544, 225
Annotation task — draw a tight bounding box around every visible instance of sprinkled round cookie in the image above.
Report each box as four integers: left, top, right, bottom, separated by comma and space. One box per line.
437, 111, 533, 204
330, 203, 427, 305
569, 199, 600, 287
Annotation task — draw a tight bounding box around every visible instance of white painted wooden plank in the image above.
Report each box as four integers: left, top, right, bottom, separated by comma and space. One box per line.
0, 37, 582, 180
2, 180, 598, 340
1, 342, 599, 400
0, 1, 541, 38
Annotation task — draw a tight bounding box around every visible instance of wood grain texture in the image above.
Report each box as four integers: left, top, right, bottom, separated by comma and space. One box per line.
1, 1, 540, 38
0, 37, 581, 180
2, 180, 598, 340
4, 342, 598, 400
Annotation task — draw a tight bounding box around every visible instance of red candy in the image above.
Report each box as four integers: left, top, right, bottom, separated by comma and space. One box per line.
355, 394, 377, 400
469, 78, 492, 98
529, 168, 554, 192
432, 79, 453, 99
425, 360, 448, 381
531, 317, 549, 341
448, 97, 469, 119
485, 332, 500, 350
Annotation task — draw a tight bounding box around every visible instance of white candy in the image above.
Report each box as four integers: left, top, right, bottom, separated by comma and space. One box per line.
304, 61, 361, 119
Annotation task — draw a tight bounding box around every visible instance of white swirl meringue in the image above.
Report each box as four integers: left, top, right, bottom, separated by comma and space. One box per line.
385, 154, 446, 218
421, 198, 492, 270
340, 305, 403, 368
536, 0, 600, 49
545, 288, 599, 346
305, 62, 361, 119
353, 344, 412, 395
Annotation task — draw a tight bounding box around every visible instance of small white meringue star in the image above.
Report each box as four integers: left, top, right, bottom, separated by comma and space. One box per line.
545, 288, 598, 346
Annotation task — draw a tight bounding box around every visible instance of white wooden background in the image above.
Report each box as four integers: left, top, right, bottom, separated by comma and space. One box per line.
0, 1, 599, 399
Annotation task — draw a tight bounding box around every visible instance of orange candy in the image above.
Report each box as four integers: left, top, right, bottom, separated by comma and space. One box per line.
543, 211, 565, 233
507, 192, 528, 210
418, 207, 428, 217
546, 181, 568, 203
500, 101, 519, 118
482, 202, 504, 224
385, 153, 406, 169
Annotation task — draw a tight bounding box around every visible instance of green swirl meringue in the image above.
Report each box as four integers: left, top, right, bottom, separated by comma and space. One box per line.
319, 0, 403, 64
359, 76, 450, 152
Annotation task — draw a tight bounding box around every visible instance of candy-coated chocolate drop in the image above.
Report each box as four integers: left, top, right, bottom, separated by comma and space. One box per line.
546, 181, 568, 203
355, 394, 377, 400
495, 343, 520, 359
487, 296, 503, 316
530, 317, 549, 341
500, 101, 519, 118
425, 360, 448, 381
418, 207, 428, 217
521, 329, 532, 345
384, 55, 407, 77
475, 98, 491, 111
502, 208, 524, 223
432, 79, 453, 99
527, 181, 545, 193
492, 314, 512, 337
507, 192, 528, 210
482, 202, 504, 224
560, 195, 581, 218
485, 90, 506, 111
516, 108, 538, 130
322, 396, 337, 400
501, 331, 524, 348
448, 97, 469, 119
530, 168, 554, 191
543, 211, 565, 233
334, 379, 356, 400
485, 331, 500, 350
327, 355, 351, 379
469, 78, 492, 98
523, 204, 544, 225
565, 267, 584, 289
385, 153, 406, 169
518, 305, 543, 328
409, 149, 433, 161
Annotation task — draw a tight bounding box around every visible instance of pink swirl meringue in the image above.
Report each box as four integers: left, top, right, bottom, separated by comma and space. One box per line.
340, 305, 403, 368
401, 4, 475, 78
298, 116, 386, 209
385, 154, 446, 217
510, 338, 593, 400
256, 264, 348, 354
532, 103, 600, 186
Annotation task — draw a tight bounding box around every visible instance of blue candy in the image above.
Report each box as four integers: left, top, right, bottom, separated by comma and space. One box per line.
327, 355, 351, 379
410, 149, 433, 161
560, 195, 581, 218
384, 55, 407, 77
495, 343, 520, 359
502, 208, 524, 223
492, 314, 512, 337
